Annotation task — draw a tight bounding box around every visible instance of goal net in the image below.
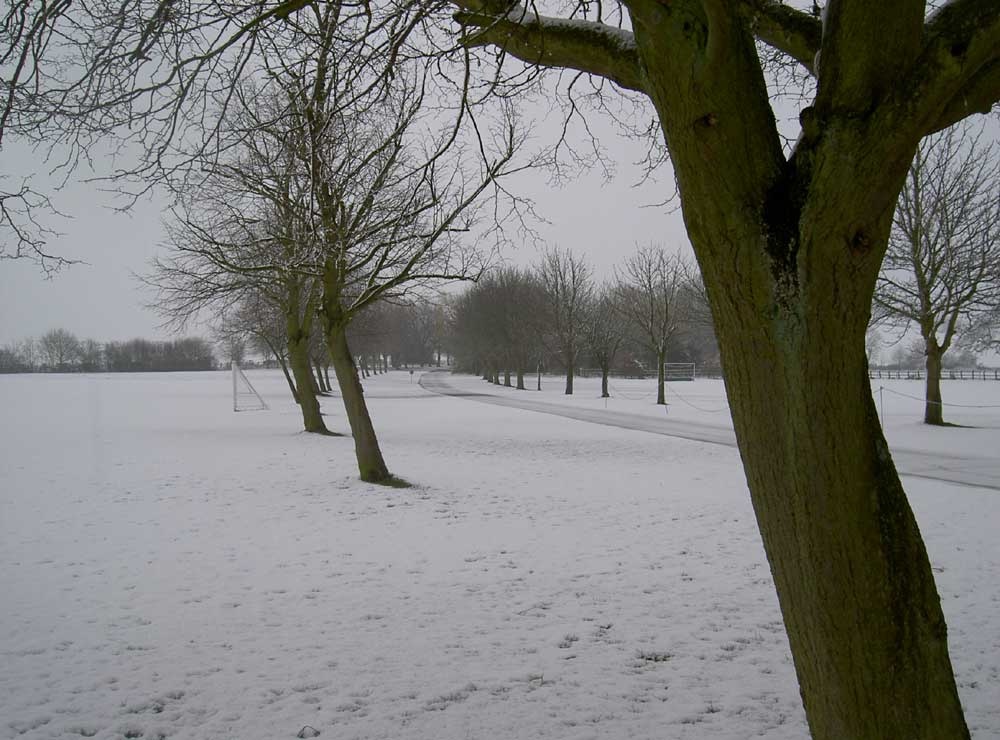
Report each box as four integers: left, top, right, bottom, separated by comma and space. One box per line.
663, 362, 696, 381
232, 362, 268, 411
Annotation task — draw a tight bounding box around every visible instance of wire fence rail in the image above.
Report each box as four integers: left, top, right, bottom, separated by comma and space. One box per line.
878, 385, 1000, 409
869, 368, 1000, 381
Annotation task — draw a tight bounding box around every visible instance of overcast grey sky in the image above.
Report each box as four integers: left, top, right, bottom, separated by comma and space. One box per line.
0, 124, 690, 346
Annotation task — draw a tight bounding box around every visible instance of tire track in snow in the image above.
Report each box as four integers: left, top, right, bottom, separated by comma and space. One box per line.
419, 371, 1000, 492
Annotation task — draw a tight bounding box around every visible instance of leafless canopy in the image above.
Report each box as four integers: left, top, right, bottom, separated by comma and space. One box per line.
874, 121, 1000, 353
2, 0, 531, 268
148, 2, 522, 331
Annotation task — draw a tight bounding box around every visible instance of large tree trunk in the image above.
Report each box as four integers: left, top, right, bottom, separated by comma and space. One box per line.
287, 334, 328, 434
503, 369, 512, 387
516, 369, 525, 390
924, 344, 945, 425
457, 1, 972, 734
600, 363, 610, 398
564, 350, 574, 395
326, 323, 391, 483
627, 9, 969, 735
712, 284, 965, 740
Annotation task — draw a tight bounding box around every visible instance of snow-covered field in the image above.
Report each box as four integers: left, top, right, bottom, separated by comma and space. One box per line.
1, 369, 997, 739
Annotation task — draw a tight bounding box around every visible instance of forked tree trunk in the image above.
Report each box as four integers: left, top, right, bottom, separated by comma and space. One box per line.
924, 345, 945, 425
287, 334, 328, 434
326, 324, 391, 483
626, 13, 970, 732
458, 1, 971, 734
655, 348, 666, 405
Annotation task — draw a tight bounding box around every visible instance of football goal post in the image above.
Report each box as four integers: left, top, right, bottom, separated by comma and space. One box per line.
663, 362, 696, 381
232, 362, 268, 411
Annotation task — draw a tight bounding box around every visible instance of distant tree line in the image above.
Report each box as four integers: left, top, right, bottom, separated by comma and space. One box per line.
0, 330, 215, 373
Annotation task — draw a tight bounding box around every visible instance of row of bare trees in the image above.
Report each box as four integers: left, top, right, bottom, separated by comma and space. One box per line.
215, 297, 449, 401
0, 330, 214, 373
450, 244, 715, 403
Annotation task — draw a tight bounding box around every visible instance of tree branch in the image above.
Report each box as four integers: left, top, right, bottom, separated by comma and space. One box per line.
736, 0, 821, 76
453, 1, 645, 93
913, 0, 1000, 134
814, 0, 925, 116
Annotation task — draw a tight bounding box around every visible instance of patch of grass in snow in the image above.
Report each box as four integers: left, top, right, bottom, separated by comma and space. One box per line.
557, 634, 580, 648
423, 683, 478, 711
636, 650, 673, 663
66, 727, 98, 737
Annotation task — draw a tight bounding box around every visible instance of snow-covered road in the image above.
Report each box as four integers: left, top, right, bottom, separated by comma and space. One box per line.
420, 370, 1000, 491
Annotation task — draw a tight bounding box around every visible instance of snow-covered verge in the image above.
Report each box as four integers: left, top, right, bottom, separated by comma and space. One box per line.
439, 371, 1000, 460
1, 370, 997, 739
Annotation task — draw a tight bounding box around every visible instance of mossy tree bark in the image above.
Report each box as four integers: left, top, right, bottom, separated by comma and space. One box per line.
288, 333, 328, 433
454, 0, 999, 736
325, 317, 391, 482
285, 284, 328, 435
635, 8, 967, 734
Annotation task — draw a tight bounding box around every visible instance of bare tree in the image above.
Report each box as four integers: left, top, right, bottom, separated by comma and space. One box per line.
585, 284, 629, 398
279, 22, 518, 483
153, 4, 519, 481
234, 292, 302, 404
537, 246, 593, 395
152, 183, 333, 435
874, 122, 1000, 424
38, 328, 80, 370
616, 246, 692, 405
